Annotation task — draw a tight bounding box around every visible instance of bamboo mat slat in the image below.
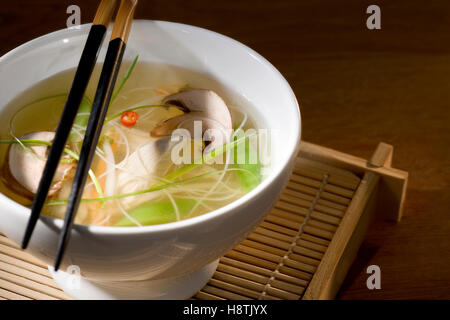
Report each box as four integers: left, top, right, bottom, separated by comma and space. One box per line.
0, 156, 361, 300
195, 156, 360, 300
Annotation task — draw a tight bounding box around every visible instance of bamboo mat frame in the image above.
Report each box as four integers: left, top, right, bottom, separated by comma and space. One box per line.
0, 141, 408, 300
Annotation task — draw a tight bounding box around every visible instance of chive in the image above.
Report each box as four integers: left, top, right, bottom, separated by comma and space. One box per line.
11, 93, 68, 115
68, 54, 140, 139
44, 168, 256, 206
6, 92, 92, 145
69, 96, 92, 143
1, 135, 257, 207
8, 94, 68, 158
104, 104, 177, 123
2, 133, 257, 207
110, 54, 139, 104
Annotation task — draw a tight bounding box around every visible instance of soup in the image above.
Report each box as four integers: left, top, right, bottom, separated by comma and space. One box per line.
0, 58, 263, 227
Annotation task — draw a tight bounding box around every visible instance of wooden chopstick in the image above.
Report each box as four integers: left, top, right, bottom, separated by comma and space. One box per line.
22, 0, 118, 250
54, 0, 138, 271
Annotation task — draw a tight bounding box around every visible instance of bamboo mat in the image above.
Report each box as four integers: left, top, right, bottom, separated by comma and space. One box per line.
0, 156, 361, 300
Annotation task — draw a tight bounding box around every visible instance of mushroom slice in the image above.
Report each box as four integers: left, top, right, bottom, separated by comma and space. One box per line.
151, 89, 233, 151
5, 131, 75, 198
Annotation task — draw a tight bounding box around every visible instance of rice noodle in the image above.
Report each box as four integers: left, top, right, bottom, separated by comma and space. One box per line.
109, 125, 130, 165
84, 126, 132, 190
117, 199, 143, 227
72, 123, 87, 131
186, 150, 231, 217
91, 140, 117, 226
103, 140, 116, 197
163, 190, 181, 221
94, 211, 111, 226
235, 110, 248, 133
70, 126, 104, 155
183, 113, 248, 217
138, 108, 160, 123
94, 147, 135, 175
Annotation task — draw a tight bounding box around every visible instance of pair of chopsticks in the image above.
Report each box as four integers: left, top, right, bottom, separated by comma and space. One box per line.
21, 0, 138, 271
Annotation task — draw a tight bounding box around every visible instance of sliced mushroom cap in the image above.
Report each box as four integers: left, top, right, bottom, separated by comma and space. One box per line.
151, 89, 233, 151
5, 131, 75, 198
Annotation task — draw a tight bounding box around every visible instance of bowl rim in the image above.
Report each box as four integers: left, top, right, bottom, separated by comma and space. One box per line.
0, 20, 301, 235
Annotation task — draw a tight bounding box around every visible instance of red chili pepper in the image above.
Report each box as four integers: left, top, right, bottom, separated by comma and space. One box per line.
121, 111, 138, 127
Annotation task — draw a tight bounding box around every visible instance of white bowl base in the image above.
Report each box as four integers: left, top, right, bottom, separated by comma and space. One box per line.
49, 259, 219, 300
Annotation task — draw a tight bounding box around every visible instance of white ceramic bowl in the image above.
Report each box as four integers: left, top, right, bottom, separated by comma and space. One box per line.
0, 20, 300, 299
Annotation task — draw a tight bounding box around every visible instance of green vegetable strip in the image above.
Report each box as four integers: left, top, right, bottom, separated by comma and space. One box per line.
164, 133, 257, 181
1, 134, 258, 207
11, 93, 68, 115
0, 139, 104, 203
44, 167, 256, 206
8, 94, 68, 159
69, 96, 92, 143
47, 135, 256, 205
230, 125, 261, 191
114, 199, 197, 227
110, 55, 139, 104
233, 136, 261, 191
67, 54, 140, 139
104, 104, 176, 123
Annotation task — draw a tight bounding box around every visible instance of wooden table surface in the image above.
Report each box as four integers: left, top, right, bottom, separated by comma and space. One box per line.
0, 0, 449, 300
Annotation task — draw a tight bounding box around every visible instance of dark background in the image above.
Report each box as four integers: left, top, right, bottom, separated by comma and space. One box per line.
1, 0, 449, 299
